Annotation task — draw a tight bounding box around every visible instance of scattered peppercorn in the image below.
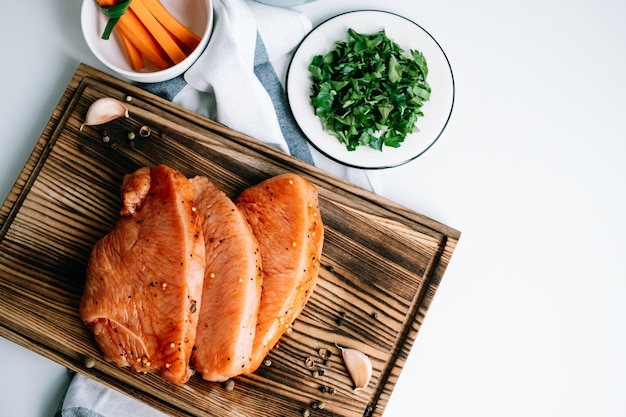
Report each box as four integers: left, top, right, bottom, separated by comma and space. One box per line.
318, 348, 331, 360
302, 408, 311, 417
311, 401, 325, 410
336, 311, 347, 326
139, 126, 151, 137
84, 357, 96, 369
305, 357, 316, 369
222, 379, 235, 392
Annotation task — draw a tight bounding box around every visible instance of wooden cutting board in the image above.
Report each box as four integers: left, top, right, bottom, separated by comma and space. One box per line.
0, 64, 459, 417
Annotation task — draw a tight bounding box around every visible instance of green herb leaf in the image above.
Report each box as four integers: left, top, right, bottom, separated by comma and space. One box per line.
308, 29, 431, 152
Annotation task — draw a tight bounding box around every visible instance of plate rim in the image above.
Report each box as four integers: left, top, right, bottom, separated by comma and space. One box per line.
285, 9, 456, 170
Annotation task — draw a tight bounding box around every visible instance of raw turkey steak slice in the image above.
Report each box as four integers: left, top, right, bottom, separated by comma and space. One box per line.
79, 164, 205, 385
235, 173, 324, 373
189, 176, 263, 382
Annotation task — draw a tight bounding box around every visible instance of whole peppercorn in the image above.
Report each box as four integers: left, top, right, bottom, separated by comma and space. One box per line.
318, 348, 332, 360
336, 311, 347, 326
313, 401, 325, 410
139, 126, 151, 137
222, 379, 235, 392
84, 357, 96, 369
305, 357, 316, 369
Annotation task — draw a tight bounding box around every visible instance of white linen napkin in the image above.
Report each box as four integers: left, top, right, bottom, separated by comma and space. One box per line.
56, 372, 169, 417
174, 0, 292, 153
56, 1, 376, 415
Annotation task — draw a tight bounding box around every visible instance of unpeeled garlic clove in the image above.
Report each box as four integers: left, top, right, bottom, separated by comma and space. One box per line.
337, 344, 372, 392
80, 97, 129, 131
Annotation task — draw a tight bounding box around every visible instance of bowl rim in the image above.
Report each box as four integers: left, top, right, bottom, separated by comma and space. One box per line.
81, 0, 214, 83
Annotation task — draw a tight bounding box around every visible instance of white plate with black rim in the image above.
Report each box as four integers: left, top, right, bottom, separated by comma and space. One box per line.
286, 10, 455, 169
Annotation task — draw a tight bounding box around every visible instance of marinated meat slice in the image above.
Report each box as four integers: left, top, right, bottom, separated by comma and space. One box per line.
189, 176, 263, 382
235, 173, 324, 373
119, 166, 151, 216
79, 164, 205, 385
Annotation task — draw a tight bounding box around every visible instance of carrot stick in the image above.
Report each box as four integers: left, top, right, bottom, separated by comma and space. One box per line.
116, 8, 172, 70
140, 0, 202, 54
116, 29, 145, 71
97, 0, 117, 7
129, 0, 188, 64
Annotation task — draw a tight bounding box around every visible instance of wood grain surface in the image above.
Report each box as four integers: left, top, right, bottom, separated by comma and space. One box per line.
0, 64, 460, 417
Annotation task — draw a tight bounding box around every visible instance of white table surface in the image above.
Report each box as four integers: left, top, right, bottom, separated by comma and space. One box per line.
1, 0, 625, 416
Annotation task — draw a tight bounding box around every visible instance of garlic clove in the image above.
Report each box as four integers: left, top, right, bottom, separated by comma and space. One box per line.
80, 97, 129, 131
337, 345, 372, 392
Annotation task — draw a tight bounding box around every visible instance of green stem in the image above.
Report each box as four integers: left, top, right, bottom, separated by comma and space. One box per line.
98, 0, 132, 40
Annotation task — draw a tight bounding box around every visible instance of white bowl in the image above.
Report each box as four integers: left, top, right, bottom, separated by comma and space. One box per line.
81, 0, 213, 83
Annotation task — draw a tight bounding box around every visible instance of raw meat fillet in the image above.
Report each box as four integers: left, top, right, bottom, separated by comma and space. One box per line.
79, 164, 205, 385
189, 176, 263, 382
235, 173, 324, 373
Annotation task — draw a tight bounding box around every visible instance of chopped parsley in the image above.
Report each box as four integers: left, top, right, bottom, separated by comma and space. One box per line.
308, 28, 431, 151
